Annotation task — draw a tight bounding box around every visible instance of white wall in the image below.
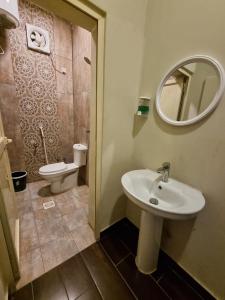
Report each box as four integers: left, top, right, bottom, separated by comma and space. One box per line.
128, 0, 225, 298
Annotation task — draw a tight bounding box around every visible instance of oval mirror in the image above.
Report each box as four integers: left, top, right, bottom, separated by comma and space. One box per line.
156, 55, 225, 126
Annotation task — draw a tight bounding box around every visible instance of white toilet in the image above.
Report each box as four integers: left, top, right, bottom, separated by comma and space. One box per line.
39, 144, 88, 194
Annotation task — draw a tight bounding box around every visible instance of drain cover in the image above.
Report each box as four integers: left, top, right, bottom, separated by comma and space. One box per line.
149, 198, 158, 205
43, 200, 55, 210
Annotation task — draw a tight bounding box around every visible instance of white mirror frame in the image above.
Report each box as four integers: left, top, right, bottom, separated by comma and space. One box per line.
156, 55, 225, 126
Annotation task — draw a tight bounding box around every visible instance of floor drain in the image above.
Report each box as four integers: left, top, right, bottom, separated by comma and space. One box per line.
43, 200, 55, 210
149, 198, 158, 205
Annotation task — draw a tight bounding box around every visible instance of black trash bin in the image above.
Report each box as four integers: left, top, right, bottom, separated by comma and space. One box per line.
12, 171, 27, 192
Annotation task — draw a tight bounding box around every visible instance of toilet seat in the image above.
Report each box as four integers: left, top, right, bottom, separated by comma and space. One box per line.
39, 162, 67, 175
39, 162, 78, 177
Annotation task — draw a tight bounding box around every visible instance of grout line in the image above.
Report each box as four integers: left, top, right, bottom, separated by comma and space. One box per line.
152, 270, 167, 283
73, 285, 96, 300
98, 241, 131, 267
79, 250, 105, 300
150, 273, 171, 299
31, 282, 35, 300
115, 249, 170, 300
119, 238, 134, 254
171, 269, 205, 300
101, 228, 136, 256
17, 183, 46, 286
56, 264, 71, 300
114, 259, 138, 300
98, 243, 137, 300
115, 252, 131, 266
99, 226, 170, 300
31, 198, 46, 275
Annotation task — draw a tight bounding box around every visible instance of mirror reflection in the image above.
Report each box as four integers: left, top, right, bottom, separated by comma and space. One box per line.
160, 62, 220, 121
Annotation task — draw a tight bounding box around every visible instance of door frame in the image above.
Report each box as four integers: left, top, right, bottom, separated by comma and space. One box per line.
34, 0, 106, 238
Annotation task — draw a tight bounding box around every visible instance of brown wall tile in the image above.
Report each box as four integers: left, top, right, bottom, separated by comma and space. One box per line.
72, 26, 91, 183
0, 83, 25, 171
54, 15, 72, 60
0, 1, 90, 183
0, 30, 14, 84
57, 93, 74, 162
55, 55, 73, 95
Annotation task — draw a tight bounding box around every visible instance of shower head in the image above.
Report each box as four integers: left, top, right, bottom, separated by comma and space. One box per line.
84, 56, 91, 65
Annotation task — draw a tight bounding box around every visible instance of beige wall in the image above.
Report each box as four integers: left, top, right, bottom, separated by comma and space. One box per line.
87, 0, 148, 229
184, 63, 219, 119
127, 0, 225, 298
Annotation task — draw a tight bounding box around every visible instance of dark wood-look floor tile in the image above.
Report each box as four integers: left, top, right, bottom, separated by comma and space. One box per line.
151, 255, 170, 282
100, 232, 130, 265
10, 284, 33, 300
100, 219, 128, 239
81, 243, 135, 300
57, 253, 95, 300
75, 286, 102, 300
117, 254, 169, 300
32, 268, 68, 300
115, 221, 139, 255
159, 270, 203, 300
100, 219, 139, 255
156, 251, 215, 300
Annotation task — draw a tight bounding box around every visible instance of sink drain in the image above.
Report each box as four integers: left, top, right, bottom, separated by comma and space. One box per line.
149, 198, 158, 205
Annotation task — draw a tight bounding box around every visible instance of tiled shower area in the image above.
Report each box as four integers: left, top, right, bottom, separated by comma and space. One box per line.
0, 0, 95, 289
0, 0, 91, 181
16, 181, 95, 288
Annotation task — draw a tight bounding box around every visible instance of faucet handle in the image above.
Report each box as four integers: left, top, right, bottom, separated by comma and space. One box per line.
162, 162, 170, 169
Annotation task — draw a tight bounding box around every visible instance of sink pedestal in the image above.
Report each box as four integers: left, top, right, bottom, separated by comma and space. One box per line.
135, 211, 163, 274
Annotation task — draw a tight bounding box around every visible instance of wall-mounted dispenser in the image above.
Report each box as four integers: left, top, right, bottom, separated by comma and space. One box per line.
137, 96, 151, 116
0, 0, 19, 28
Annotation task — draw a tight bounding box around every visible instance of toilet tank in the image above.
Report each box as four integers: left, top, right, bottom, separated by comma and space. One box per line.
73, 144, 88, 167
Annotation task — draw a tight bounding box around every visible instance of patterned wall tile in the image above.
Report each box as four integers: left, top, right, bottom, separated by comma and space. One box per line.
0, 0, 90, 182
24, 133, 41, 149
14, 77, 27, 97
19, 97, 39, 116
5, 0, 64, 181
13, 54, 35, 78
37, 60, 55, 82
40, 100, 57, 117
27, 79, 47, 99
20, 117, 31, 134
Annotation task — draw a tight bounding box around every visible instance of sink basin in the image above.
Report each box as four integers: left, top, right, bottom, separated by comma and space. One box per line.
121, 169, 205, 274
121, 169, 205, 220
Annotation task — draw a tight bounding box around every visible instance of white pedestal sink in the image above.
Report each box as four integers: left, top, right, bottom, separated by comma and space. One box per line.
121, 169, 205, 274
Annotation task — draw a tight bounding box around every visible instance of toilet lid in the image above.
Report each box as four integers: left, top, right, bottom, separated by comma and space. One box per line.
73, 144, 88, 151
39, 162, 67, 174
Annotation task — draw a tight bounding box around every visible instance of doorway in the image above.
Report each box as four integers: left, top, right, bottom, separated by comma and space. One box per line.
0, 0, 105, 289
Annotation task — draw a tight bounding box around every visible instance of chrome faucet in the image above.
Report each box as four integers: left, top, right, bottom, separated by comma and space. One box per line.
157, 162, 170, 183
